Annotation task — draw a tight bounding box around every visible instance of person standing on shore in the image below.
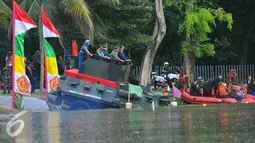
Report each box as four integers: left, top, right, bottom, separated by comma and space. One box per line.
3, 50, 12, 94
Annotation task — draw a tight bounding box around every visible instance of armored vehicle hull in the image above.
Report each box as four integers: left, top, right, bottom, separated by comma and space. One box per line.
48, 59, 171, 110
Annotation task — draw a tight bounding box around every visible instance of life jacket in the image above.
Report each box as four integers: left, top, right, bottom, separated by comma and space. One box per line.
178, 75, 188, 83
243, 85, 248, 94
211, 88, 215, 96
228, 69, 237, 80
228, 83, 232, 94
199, 88, 204, 96
0, 82, 4, 87
218, 83, 229, 96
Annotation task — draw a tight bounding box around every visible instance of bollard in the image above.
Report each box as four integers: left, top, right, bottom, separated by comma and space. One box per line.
125, 83, 132, 109
152, 101, 155, 111
171, 101, 178, 106
125, 102, 132, 109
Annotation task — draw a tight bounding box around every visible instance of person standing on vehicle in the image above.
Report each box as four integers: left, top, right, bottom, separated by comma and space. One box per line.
103, 44, 109, 56
78, 40, 93, 70
118, 46, 131, 61
97, 44, 110, 61
110, 47, 124, 62
100, 48, 111, 61
96, 44, 103, 57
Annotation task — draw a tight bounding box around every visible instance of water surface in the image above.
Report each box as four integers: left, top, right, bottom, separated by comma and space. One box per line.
0, 104, 254, 143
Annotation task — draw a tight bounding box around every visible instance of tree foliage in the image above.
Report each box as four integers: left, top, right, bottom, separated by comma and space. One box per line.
1, 0, 255, 73
178, 7, 233, 58
91, 0, 153, 48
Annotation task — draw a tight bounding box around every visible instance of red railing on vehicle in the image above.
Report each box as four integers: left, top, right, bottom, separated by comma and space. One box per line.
65, 69, 119, 88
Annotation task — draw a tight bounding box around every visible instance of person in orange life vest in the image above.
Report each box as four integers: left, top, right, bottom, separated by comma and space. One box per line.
227, 69, 237, 84
177, 74, 188, 89
26, 62, 35, 93
197, 77, 204, 95
217, 82, 229, 97
213, 75, 223, 93
226, 69, 238, 94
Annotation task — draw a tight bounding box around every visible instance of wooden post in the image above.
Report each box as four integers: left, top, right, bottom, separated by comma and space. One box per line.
125, 83, 132, 109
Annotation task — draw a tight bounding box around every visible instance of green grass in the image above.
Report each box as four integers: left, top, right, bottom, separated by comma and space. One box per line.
153, 88, 170, 93
0, 93, 46, 100
152, 88, 183, 105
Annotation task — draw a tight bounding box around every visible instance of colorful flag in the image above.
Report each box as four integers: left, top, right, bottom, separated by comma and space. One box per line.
72, 40, 79, 56
173, 85, 182, 99
42, 5, 60, 98
12, 1, 37, 96
165, 83, 170, 91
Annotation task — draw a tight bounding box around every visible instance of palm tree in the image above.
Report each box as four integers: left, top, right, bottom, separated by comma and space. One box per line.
0, 0, 120, 93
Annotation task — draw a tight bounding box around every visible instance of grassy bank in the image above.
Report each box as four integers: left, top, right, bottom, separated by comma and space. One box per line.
152, 88, 183, 105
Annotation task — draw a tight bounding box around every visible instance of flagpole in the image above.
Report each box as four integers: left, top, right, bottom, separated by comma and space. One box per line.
44, 49, 49, 101
42, 5, 49, 101
11, 1, 16, 109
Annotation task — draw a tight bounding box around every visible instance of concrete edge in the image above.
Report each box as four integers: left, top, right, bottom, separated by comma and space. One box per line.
0, 105, 18, 114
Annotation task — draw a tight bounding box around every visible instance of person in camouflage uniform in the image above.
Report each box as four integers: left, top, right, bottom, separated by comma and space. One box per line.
227, 69, 238, 94
3, 51, 25, 111
227, 69, 238, 84
3, 51, 12, 94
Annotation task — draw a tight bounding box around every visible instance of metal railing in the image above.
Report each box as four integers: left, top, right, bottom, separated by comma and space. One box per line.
135, 65, 255, 84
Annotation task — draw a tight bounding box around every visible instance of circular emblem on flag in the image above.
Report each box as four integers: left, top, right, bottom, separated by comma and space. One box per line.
16, 76, 30, 94
50, 76, 60, 91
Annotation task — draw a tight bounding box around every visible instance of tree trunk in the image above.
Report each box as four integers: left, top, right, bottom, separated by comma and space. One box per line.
140, 47, 157, 86
139, 0, 166, 86
183, 51, 195, 87
39, 16, 44, 93
240, 24, 254, 64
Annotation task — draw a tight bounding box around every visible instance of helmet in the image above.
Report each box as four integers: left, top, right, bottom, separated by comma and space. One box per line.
164, 62, 169, 66
198, 76, 203, 80
84, 40, 90, 45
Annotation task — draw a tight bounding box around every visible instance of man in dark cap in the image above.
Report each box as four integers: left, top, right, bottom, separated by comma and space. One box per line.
3, 50, 12, 94
248, 80, 255, 94
57, 55, 65, 75
190, 79, 200, 96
